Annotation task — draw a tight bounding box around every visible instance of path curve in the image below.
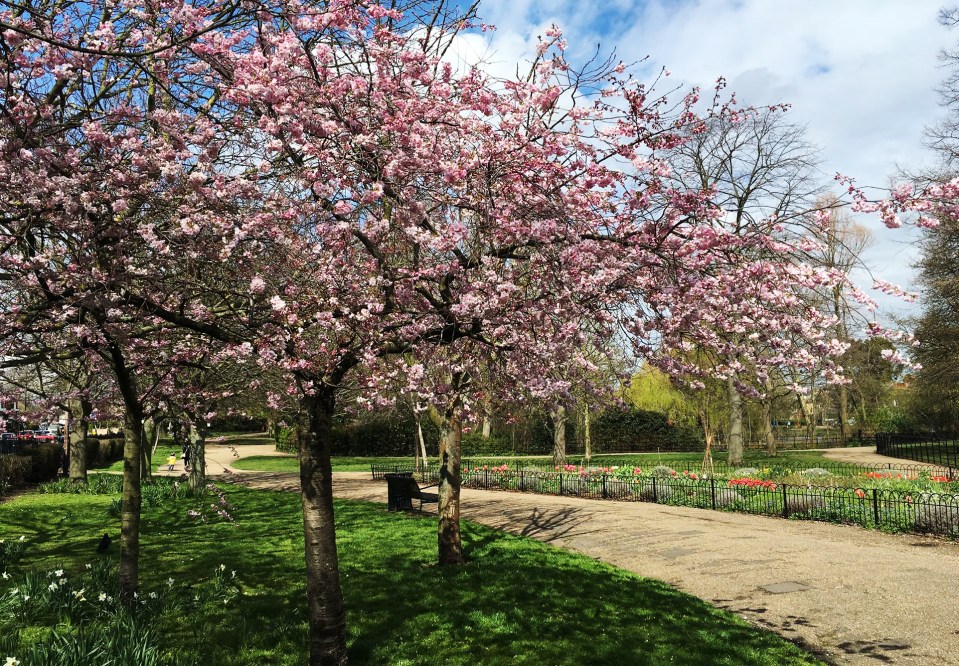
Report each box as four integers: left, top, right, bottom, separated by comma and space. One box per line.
222, 469, 959, 666
179, 440, 956, 664
821, 446, 941, 469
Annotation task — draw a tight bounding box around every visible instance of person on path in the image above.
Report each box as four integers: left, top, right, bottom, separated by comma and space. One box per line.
166, 453, 177, 471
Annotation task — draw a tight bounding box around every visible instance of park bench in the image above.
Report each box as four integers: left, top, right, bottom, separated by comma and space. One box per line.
384, 473, 439, 512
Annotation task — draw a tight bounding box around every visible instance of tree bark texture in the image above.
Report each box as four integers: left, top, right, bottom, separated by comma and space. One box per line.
762, 399, 776, 456
119, 409, 142, 606
300, 390, 349, 666
188, 422, 206, 492
68, 399, 91, 483
726, 377, 744, 466
583, 403, 592, 464
551, 405, 567, 468
838, 384, 849, 442
437, 408, 464, 566
437, 413, 466, 565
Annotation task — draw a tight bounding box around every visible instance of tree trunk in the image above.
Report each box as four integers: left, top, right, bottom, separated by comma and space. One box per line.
583, 402, 592, 464
300, 390, 349, 666
437, 407, 464, 566
726, 377, 744, 466
188, 422, 206, 492
143, 417, 156, 459
139, 435, 151, 480
119, 409, 143, 606
551, 405, 567, 468
762, 399, 776, 456
838, 384, 849, 443
68, 399, 91, 483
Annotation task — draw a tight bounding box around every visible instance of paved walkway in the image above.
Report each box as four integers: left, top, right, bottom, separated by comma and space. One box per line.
821, 446, 942, 469
193, 441, 959, 664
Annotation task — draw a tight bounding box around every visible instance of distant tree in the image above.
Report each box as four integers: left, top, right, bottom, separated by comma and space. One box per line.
911, 217, 959, 431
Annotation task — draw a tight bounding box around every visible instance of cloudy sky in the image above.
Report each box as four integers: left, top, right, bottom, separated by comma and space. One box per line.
454, 0, 951, 321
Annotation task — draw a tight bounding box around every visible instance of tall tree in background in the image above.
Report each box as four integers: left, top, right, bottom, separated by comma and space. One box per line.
662, 108, 823, 465
912, 6, 959, 432
801, 196, 872, 441
912, 217, 959, 431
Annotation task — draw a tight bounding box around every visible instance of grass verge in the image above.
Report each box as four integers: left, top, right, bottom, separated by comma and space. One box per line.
0, 481, 822, 665
231, 450, 834, 475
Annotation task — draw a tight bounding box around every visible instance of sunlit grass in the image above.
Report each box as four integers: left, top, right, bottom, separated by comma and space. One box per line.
0, 485, 823, 665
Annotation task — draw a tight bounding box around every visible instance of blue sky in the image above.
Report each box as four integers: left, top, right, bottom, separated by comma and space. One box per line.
452, 0, 950, 320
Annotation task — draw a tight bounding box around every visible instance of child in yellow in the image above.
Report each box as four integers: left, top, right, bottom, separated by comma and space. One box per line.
167, 454, 177, 471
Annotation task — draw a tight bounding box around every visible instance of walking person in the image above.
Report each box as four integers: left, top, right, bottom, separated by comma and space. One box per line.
182, 444, 191, 472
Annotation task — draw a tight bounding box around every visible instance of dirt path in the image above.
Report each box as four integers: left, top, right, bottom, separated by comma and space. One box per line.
221, 470, 959, 666
189, 441, 956, 664
821, 446, 941, 469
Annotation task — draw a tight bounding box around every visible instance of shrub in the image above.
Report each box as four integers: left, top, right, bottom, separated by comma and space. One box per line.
914, 494, 959, 534
591, 407, 703, 453
461, 432, 513, 456
0, 455, 32, 495
208, 415, 265, 432
275, 427, 298, 454
784, 494, 825, 515
83, 438, 125, 470
800, 467, 833, 478
19, 442, 64, 483
650, 465, 677, 478
733, 467, 761, 477
38, 474, 123, 495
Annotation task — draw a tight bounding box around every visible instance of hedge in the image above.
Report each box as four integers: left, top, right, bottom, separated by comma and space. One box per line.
0, 454, 32, 494
83, 438, 125, 469
591, 407, 703, 453
17, 442, 64, 483
271, 407, 706, 458
208, 415, 265, 433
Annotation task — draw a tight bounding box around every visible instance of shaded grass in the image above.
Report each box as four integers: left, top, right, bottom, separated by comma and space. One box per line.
0, 485, 823, 665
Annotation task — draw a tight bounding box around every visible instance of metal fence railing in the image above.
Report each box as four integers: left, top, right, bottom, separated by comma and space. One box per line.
451, 458, 957, 480
876, 433, 959, 469
370, 463, 959, 537
370, 463, 438, 481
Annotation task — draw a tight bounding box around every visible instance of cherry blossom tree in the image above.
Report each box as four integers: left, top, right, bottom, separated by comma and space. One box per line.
1, 3, 947, 665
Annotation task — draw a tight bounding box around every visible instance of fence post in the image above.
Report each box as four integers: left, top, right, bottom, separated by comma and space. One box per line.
782, 485, 789, 518
602, 474, 608, 500
710, 477, 716, 510
652, 477, 658, 503
559, 474, 564, 496
520, 470, 525, 492
485, 469, 489, 489
872, 488, 880, 527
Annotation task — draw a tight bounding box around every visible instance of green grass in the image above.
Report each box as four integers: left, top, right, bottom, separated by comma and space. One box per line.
232, 454, 429, 473
231, 450, 834, 475
0, 482, 823, 665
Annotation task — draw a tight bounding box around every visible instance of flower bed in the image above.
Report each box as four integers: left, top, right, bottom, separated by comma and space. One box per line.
410, 463, 959, 537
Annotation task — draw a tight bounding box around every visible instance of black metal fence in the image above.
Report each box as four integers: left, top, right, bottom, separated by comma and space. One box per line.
876, 433, 959, 469
456, 457, 957, 480
736, 432, 861, 450
466, 471, 959, 537
370, 462, 438, 481
370, 463, 959, 537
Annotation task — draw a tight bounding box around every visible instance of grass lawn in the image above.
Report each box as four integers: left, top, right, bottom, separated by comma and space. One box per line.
233, 454, 425, 473
0, 479, 823, 665
232, 449, 835, 475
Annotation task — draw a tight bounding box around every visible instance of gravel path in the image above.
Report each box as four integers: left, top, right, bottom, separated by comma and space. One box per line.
203, 442, 958, 665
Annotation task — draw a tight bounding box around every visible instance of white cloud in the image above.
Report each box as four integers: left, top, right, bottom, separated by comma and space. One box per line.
468, 0, 949, 320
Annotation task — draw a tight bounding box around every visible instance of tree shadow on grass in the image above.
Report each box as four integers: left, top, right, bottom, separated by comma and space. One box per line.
0, 487, 823, 666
